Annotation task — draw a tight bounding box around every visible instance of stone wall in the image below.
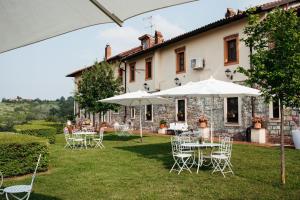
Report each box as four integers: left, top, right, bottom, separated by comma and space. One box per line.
78, 98, 299, 143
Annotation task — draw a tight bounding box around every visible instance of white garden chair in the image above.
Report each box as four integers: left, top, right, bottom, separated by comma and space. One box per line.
0, 171, 3, 195
64, 134, 75, 149
72, 133, 85, 149
3, 154, 41, 200
211, 137, 234, 177
169, 136, 193, 174
93, 127, 105, 149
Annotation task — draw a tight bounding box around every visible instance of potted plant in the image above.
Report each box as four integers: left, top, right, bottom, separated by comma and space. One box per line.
252, 116, 263, 129
159, 119, 167, 129
199, 115, 208, 128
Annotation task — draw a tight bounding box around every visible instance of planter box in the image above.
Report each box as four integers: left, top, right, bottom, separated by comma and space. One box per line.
199, 127, 210, 140
251, 128, 266, 144
158, 128, 167, 134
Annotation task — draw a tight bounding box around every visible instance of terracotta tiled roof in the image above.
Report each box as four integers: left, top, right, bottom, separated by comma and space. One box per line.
66, 0, 298, 77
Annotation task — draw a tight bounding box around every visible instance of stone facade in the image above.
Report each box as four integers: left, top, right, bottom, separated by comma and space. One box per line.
103, 96, 299, 144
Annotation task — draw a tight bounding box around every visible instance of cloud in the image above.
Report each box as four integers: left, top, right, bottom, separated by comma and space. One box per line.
152, 15, 186, 39
97, 15, 186, 56
98, 26, 142, 55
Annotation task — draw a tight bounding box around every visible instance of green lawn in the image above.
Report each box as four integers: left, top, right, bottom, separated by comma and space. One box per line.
1, 133, 300, 200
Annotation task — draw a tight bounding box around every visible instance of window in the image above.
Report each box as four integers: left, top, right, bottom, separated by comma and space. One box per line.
269, 99, 280, 119
224, 34, 239, 65
130, 107, 135, 119
145, 58, 152, 80
176, 99, 186, 122
129, 63, 135, 82
145, 104, 153, 121
118, 68, 123, 82
112, 109, 119, 114
225, 97, 239, 124
142, 40, 148, 49
175, 47, 186, 73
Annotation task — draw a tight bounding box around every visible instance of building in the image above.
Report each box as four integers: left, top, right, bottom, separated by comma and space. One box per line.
66, 0, 300, 143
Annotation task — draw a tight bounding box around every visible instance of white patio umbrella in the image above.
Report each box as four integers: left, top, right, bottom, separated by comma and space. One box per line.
99, 90, 172, 142
0, 0, 197, 54
152, 76, 261, 142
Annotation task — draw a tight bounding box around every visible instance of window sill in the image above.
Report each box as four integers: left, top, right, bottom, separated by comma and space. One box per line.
176, 71, 186, 74
224, 123, 241, 127
145, 78, 152, 81
224, 61, 239, 66
269, 118, 281, 122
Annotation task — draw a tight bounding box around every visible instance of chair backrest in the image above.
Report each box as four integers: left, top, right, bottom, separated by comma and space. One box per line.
170, 136, 180, 155
31, 154, 42, 187
219, 136, 232, 155
0, 171, 3, 189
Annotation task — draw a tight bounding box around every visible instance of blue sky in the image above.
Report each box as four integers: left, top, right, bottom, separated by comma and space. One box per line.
0, 0, 273, 100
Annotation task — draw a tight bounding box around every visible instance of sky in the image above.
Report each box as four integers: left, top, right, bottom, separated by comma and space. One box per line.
0, 0, 274, 100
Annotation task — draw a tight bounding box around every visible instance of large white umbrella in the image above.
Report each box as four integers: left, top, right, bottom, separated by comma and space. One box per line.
0, 0, 197, 54
99, 90, 172, 142
152, 76, 261, 142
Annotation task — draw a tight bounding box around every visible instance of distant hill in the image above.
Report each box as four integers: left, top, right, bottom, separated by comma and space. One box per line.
0, 101, 58, 131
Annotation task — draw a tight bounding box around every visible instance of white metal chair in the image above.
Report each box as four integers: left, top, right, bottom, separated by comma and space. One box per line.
0, 171, 3, 195
169, 136, 193, 174
211, 137, 234, 177
93, 127, 105, 149
3, 154, 42, 200
72, 133, 85, 149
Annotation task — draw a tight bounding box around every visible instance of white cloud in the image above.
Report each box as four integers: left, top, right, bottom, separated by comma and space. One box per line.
97, 15, 186, 56
98, 26, 142, 55
152, 15, 186, 39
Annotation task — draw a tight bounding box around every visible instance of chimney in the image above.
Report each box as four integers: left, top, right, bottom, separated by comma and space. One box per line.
225, 8, 236, 18
155, 30, 164, 44
105, 44, 111, 61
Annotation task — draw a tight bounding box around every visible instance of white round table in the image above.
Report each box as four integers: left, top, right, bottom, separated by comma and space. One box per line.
181, 142, 220, 173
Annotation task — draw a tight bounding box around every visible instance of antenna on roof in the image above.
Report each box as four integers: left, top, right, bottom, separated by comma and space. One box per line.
143, 16, 155, 34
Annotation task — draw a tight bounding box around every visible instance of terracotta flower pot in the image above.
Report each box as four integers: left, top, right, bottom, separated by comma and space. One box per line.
199, 122, 207, 128
254, 122, 261, 129
160, 124, 165, 129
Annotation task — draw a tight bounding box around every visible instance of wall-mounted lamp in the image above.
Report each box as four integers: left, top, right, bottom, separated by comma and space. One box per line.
225, 68, 233, 80
174, 77, 181, 86
143, 83, 150, 91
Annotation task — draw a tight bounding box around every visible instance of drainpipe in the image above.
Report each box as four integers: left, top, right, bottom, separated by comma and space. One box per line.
119, 60, 127, 122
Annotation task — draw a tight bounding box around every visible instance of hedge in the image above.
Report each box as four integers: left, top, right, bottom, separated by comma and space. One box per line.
29, 120, 64, 134
0, 132, 49, 177
14, 124, 56, 144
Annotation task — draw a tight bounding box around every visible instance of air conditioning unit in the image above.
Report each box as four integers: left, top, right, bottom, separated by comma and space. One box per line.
190, 58, 205, 70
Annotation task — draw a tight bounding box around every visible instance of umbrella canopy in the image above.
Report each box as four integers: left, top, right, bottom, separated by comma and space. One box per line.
99, 90, 172, 141
152, 76, 260, 97
100, 90, 172, 106
152, 77, 261, 142
0, 0, 197, 54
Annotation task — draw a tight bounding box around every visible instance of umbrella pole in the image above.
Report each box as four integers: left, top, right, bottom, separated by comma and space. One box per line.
139, 101, 143, 142
210, 97, 214, 143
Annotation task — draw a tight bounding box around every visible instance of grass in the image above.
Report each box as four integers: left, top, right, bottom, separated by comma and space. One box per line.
1, 133, 300, 200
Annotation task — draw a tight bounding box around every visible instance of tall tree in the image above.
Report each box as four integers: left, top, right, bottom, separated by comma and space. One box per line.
75, 61, 123, 121
238, 8, 300, 184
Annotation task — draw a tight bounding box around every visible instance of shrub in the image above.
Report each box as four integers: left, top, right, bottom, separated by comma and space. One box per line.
29, 120, 64, 134
0, 132, 49, 177
14, 124, 56, 144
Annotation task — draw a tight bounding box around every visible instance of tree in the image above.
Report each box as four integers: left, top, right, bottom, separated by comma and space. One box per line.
238, 8, 300, 184
75, 61, 123, 121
